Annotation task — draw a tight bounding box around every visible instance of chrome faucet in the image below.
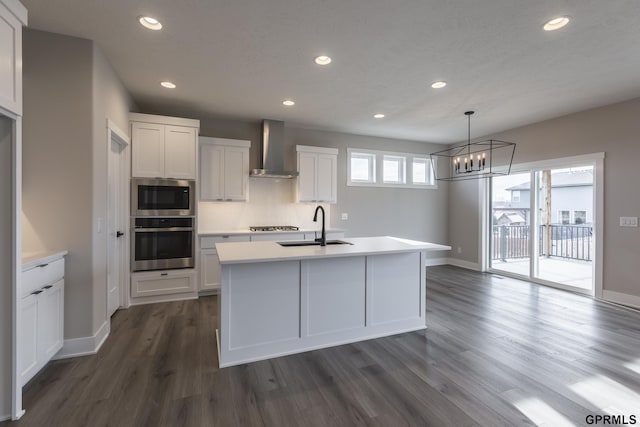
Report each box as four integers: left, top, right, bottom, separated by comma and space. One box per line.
313, 205, 326, 246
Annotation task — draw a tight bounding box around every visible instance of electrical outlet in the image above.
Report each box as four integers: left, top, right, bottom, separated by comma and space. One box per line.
457, 247, 462, 254
341, 213, 349, 220
620, 217, 638, 227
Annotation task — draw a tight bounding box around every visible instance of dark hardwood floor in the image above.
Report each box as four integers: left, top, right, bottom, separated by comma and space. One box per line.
4, 265, 640, 426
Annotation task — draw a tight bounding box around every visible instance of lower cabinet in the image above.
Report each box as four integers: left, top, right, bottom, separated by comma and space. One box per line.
131, 269, 196, 298
20, 277, 64, 386
200, 250, 221, 292
199, 235, 250, 292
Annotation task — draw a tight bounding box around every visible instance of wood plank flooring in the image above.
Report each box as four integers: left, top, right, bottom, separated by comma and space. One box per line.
3, 265, 640, 426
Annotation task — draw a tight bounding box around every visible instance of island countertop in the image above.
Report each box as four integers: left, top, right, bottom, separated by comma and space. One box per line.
216, 236, 451, 265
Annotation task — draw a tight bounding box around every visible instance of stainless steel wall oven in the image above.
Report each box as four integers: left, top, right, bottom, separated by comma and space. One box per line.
132, 178, 195, 217
131, 217, 194, 271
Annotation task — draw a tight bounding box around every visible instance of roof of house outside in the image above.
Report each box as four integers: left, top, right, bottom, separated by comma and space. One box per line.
506, 170, 593, 191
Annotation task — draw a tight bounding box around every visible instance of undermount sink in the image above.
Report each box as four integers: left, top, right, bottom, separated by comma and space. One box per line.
277, 240, 353, 247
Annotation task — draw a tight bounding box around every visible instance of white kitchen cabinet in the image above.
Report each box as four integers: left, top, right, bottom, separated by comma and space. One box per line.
20, 257, 65, 386
250, 232, 305, 242
199, 137, 250, 202
0, 0, 27, 116
199, 234, 250, 292
296, 145, 338, 203
130, 113, 200, 179
131, 269, 196, 298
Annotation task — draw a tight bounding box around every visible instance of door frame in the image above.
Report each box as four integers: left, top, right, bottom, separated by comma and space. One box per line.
482, 152, 604, 298
7, 112, 25, 420
106, 119, 131, 314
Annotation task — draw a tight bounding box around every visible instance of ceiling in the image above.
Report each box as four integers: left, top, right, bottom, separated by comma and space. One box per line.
21, 0, 640, 144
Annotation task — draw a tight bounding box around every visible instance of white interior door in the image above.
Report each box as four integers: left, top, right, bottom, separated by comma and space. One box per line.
107, 121, 129, 317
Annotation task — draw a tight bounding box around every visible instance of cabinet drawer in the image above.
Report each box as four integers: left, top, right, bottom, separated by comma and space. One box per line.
201, 235, 250, 249
23, 258, 65, 297
131, 269, 196, 297
250, 233, 305, 242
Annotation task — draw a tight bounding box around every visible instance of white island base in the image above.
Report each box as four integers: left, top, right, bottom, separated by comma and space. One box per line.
215, 237, 450, 368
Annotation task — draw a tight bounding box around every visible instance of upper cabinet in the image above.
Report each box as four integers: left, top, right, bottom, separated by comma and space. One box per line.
199, 137, 251, 202
296, 145, 338, 204
0, 0, 27, 116
130, 113, 200, 179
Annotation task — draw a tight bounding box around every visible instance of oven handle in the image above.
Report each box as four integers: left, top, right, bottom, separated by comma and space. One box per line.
133, 227, 194, 232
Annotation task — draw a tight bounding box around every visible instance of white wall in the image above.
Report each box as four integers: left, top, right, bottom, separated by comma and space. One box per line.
0, 116, 13, 419
449, 97, 640, 299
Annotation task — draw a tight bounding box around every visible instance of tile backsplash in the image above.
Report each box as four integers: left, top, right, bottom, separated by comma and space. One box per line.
198, 178, 330, 232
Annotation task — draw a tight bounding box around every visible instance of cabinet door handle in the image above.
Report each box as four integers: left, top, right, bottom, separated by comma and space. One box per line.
226, 199, 232, 201
31, 290, 43, 295
42, 285, 53, 290
37, 263, 49, 268
160, 273, 168, 276
216, 198, 224, 201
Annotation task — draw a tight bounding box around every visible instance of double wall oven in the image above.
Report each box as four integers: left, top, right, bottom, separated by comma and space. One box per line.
131, 178, 195, 272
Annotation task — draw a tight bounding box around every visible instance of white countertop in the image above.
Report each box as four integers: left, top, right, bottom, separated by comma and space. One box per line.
22, 250, 68, 271
216, 236, 451, 265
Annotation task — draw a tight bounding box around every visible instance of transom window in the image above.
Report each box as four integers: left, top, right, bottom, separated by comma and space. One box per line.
347, 148, 436, 189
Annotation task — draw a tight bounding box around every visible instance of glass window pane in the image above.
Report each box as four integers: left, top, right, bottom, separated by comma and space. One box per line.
351, 157, 370, 181
413, 161, 426, 183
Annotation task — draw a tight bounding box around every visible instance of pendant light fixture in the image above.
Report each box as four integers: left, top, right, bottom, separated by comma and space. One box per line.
430, 111, 516, 181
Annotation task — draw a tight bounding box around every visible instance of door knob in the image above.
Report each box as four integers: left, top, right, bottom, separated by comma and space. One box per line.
116, 231, 124, 238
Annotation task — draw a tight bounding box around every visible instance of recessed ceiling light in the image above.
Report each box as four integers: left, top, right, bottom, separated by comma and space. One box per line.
543, 16, 570, 31
160, 81, 176, 89
314, 55, 332, 65
138, 16, 163, 30
373, 113, 385, 119
283, 100, 295, 106
431, 81, 447, 89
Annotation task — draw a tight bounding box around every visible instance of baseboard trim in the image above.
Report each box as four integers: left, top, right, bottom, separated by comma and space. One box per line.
129, 292, 198, 306
53, 320, 110, 360
602, 290, 640, 310
425, 257, 448, 266
446, 258, 481, 271
1, 414, 10, 422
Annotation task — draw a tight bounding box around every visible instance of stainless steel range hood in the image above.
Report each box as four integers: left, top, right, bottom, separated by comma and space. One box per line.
250, 119, 299, 178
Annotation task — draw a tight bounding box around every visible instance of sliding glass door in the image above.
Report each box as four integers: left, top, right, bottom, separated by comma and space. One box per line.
489, 164, 595, 294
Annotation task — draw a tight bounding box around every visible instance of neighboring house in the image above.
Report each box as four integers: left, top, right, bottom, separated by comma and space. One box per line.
495, 213, 526, 226
505, 169, 593, 225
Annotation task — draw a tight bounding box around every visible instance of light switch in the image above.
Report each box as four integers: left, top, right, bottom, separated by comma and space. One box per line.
620, 217, 638, 227
341, 213, 349, 220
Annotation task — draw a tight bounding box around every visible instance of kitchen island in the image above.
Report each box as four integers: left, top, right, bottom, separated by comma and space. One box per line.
215, 236, 450, 367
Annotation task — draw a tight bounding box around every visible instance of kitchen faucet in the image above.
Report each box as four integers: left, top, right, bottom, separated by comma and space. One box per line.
313, 205, 326, 246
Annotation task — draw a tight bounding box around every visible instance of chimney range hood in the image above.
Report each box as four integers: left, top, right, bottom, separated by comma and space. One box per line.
250, 119, 299, 178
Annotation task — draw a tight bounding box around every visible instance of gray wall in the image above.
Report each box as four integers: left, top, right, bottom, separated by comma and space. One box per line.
198, 118, 449, 245
285, 127, 449, 245
22, 29, 135, 340
91, 45, 136, 332
449, 97, 640, 298
23, 29, 95, 339
0, 116, 12, 419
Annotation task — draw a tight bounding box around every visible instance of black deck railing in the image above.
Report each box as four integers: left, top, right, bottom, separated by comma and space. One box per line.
492, 224, 592, 262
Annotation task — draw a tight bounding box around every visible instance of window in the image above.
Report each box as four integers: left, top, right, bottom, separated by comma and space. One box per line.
383, 155, 406, 184
349, 152, 376, 183
559, 210, 570, 224
347, 148, 436, 189
511, 190, 521, 203
412, 157, 435, 185
574, 210, 586, 224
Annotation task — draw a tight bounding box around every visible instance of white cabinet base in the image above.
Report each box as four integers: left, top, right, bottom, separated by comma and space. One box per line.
218, 251, 426, 367
131, 269, 196, 299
